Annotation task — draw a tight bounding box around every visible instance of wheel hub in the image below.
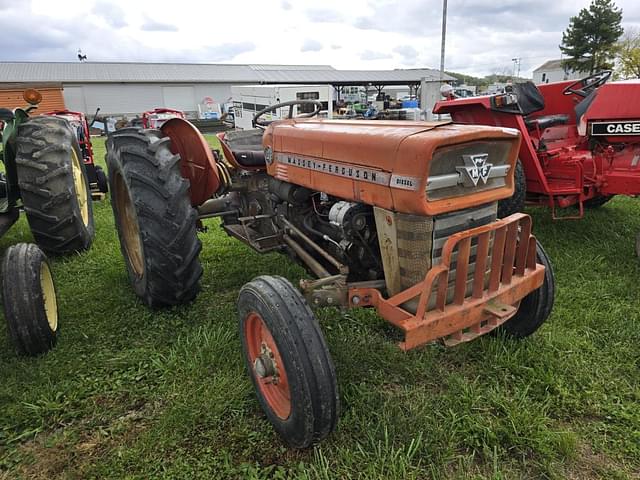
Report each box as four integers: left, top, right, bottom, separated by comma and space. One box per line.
254, 344, 279, 383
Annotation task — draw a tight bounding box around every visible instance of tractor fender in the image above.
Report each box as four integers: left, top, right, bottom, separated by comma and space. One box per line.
161, 118, 220, 206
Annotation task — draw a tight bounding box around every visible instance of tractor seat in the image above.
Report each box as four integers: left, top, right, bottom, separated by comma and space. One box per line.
524, 114, 570, 131
223, 129, 266, 168
232, 150, 266, 167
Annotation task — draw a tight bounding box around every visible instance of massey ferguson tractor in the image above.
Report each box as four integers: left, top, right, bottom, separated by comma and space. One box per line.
434, 71, 640, 224
106, 100, 555, 448
0, 89, 95, 355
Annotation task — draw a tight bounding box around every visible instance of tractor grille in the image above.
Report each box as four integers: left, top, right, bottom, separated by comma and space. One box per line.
426, 140, 512, 200
397, 203, 498, 311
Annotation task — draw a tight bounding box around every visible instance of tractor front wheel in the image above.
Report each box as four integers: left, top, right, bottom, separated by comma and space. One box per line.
15, 116, 95, 254
497, 159, 526, 218
496, 241, 555, 338
106, 128, 202, 307
2, 243, 58, 355
238, 275, 339, 448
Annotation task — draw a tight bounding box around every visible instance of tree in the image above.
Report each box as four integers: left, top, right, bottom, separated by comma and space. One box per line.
560, 0, 623, 74
616, 28, 640, 79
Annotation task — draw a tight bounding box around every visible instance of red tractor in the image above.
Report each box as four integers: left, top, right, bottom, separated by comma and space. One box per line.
141, 108, 185, 129
434, 71, 640, 223
105, 100, 554, 448
45, 109, 109, 197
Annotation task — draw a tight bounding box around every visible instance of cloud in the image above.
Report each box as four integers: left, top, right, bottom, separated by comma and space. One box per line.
393, 45, 419, 64
301, 39, 323, 52
306, 8, 343, 23
360, 50, 392, 61
331, 44, 343, 50
92, 1, 127, 28
141, 18, 178, 32
281, 0, 292, 10
202, 42, 256, 62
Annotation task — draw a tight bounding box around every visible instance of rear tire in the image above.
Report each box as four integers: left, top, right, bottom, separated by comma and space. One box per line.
2, 243, 58, 356
106, 128, 202, 307
497, 241, 555, 338
497, 159, 526, 218
95, 165, 109, 194
15, 116, 95, 254
584, 195, 613, 208
238, 275, 339, 448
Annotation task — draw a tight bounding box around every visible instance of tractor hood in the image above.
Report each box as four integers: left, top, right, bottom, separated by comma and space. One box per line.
583, 81, 640, 141
263, 119, 521, 216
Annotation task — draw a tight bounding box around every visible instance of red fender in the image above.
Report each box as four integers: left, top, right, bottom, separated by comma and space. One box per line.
161, 118, 220, 206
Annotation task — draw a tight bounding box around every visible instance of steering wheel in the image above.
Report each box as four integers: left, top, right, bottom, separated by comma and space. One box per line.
563, 70, 612, 97
252, 100, 323, 128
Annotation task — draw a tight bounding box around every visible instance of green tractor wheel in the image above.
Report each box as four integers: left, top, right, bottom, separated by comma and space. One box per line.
15, 116, 95, 255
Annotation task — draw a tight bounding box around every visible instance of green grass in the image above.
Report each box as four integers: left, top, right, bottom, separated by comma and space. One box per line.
0, 136, 639, 479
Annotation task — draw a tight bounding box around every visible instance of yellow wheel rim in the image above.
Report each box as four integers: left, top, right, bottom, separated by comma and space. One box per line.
40, 261, 58, 331
70, 148, 89, 227
113, 172, 145, 278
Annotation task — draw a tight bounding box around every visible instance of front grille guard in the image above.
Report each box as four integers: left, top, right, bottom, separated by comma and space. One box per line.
348, 213, 545, 350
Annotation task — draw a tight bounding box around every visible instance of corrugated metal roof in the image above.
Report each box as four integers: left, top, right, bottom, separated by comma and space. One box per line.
0, 62, 453, 85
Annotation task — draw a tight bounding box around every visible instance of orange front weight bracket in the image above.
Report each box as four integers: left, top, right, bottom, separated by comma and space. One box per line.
347, 213, 545, 351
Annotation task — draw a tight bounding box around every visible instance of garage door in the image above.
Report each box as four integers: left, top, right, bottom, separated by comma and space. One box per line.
162, 86, 196, 112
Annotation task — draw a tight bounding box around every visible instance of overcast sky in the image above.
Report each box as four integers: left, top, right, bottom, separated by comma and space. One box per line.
2, 0, 639, 77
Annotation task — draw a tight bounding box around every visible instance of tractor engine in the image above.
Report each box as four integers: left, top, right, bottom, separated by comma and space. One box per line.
204, 119, 524, 309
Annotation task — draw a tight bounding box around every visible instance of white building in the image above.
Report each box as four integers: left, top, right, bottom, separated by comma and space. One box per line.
532, 59, 585, 85
0, 62, 454, 119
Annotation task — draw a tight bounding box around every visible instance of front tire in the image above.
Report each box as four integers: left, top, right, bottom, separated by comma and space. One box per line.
106, 128, 202, 307
15, 116, 95, 254
497, 159, 526, 218
2, 243, 58, 355
497, 241, 555, 338
238, 276, 339, 448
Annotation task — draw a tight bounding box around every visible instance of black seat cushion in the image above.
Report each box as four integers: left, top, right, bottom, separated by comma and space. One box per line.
232, 149, 266, 167
525, 114, 570, 131
514, 82, 545, 116
223, 129, 266, 168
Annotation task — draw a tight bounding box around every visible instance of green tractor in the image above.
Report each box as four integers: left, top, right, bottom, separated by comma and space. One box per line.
0, 89, 95, 356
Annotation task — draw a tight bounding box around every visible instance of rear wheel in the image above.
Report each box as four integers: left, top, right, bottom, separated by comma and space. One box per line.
106, 128, 202, 307
584, 195, 613, 208
238, 275, 339, 448
497, 241, 555, 338
497, 159, 526, 218
2, 243, 58, 355
15, 116, 95, 254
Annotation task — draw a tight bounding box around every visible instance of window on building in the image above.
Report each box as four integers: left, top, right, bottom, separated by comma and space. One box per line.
541, 73, 546, 82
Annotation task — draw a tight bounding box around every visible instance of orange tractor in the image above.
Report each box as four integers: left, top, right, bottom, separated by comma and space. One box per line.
106, 100, 555, 448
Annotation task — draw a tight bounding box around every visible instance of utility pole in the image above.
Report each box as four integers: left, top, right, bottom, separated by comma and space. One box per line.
511, 57, 521, 80
440, 0, 448, 81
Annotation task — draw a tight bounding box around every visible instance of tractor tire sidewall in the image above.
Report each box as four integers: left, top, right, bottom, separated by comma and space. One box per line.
106, 128, 202, 307
584, 195, 613, 209
95, 165, 109, 193
15, 116, 95, 255
497, 159, 526, 218
238, 275, 339, 449
2, 243, 57, 356
498, 241, 555, 338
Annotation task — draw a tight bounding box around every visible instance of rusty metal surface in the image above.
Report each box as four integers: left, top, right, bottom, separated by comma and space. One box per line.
161, 118, 219, 206
347, 213, 544, 350
263, 118, 521, 216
